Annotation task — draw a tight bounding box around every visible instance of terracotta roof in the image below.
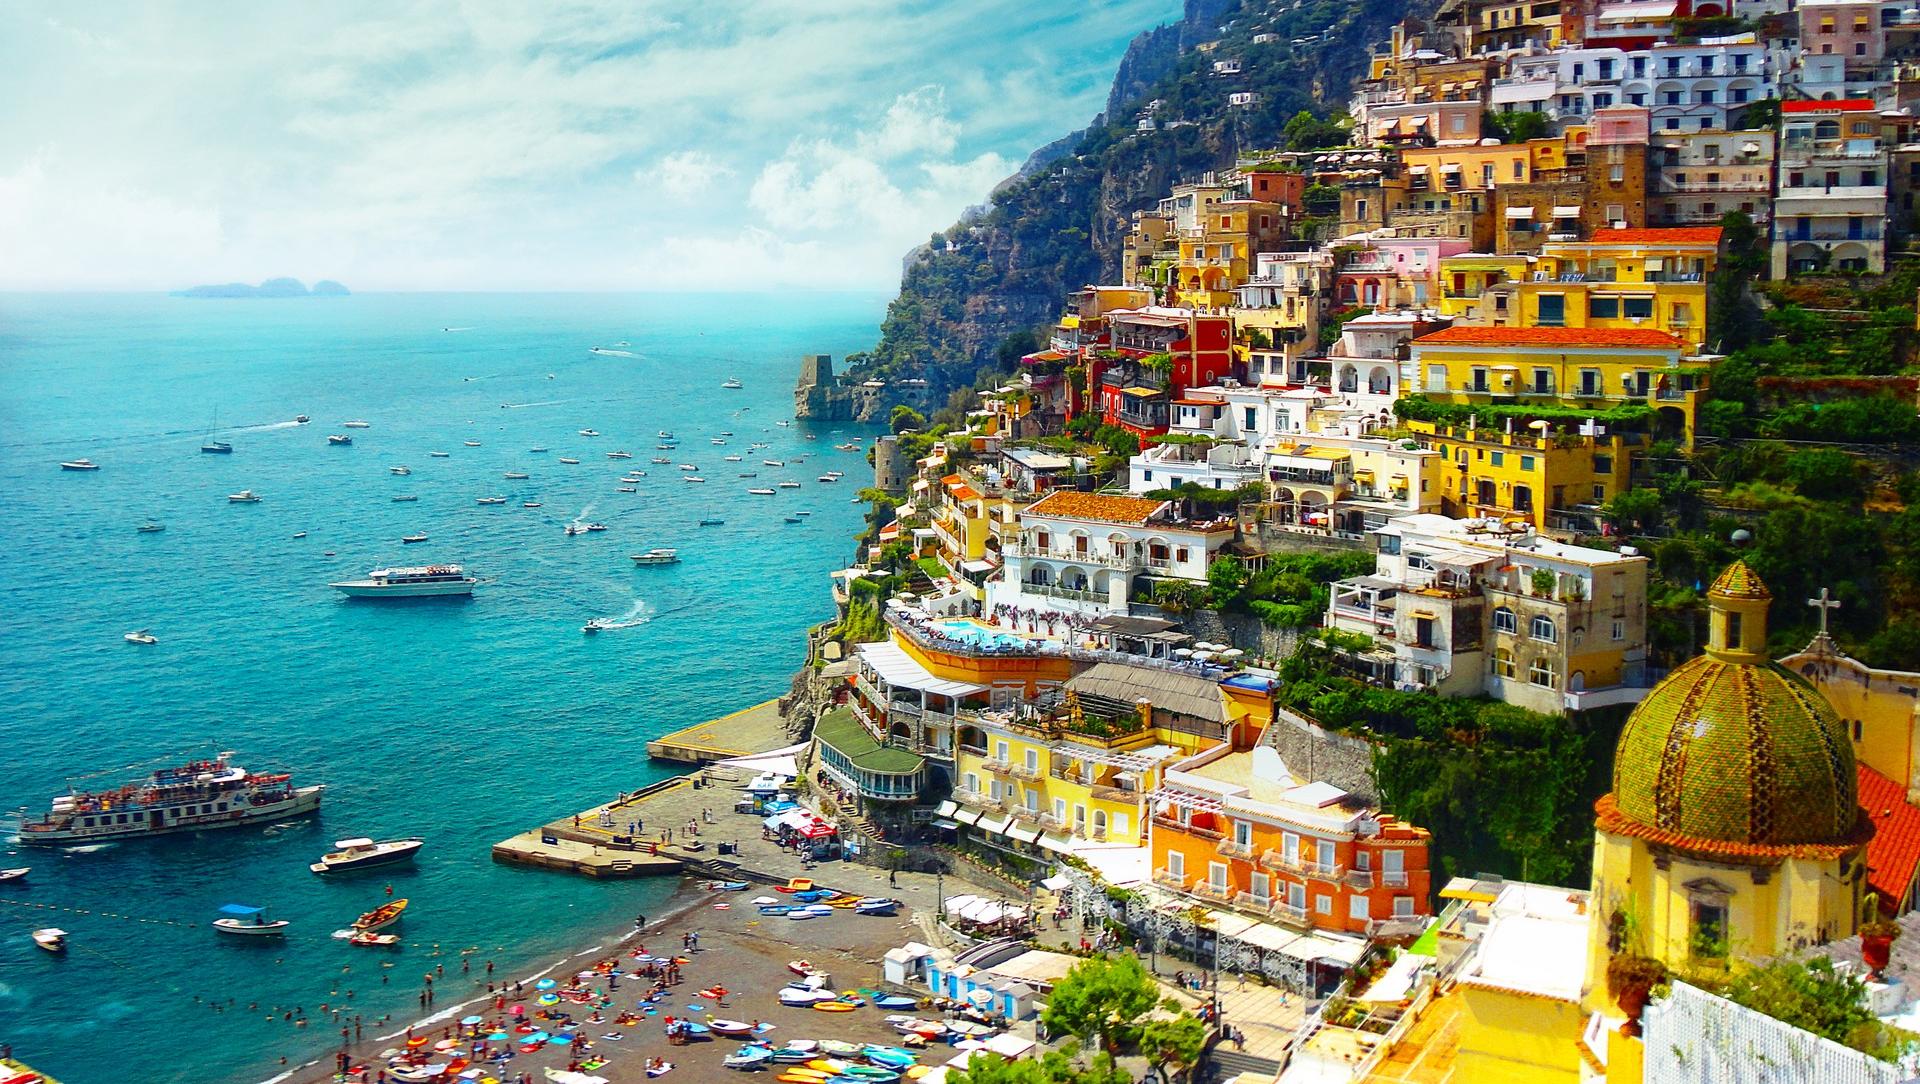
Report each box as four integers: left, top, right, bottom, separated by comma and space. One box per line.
1594, 794, 1872, 864
1023, 490, 1168, 526
1708, 560, 1771, 601
1858, 765, 1920, 915
1782, 99, 1877, 113
1413, 326, 1681, 348
1586, 226, 1723, 246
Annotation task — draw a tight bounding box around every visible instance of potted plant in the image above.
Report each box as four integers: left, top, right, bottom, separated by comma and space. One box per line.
1860, 918, 1901, 981
1606, 953, 1667, 1037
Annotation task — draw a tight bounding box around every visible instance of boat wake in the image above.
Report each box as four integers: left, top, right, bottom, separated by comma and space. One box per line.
443, 326, 475, 332
587, 347, 641, 358
63, 842, 117, 854
500, 399, 566, 410
593, 598, 654, 630
570, 503, 597, 527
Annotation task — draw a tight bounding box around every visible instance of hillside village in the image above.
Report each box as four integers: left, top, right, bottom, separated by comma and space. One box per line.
788, 0, 1920, 1080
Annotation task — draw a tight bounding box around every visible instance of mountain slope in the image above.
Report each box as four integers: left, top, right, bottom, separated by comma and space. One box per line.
833, 0, 1418, 410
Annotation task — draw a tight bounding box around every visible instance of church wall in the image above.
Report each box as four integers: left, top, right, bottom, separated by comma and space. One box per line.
1455, 985, 1585, 1084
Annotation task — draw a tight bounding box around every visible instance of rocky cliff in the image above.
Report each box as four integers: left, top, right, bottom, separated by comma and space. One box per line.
809, 0, 1420, 418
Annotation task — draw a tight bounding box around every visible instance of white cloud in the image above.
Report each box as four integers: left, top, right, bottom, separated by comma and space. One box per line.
859, 86, 960, 160
643, 151, 734, 202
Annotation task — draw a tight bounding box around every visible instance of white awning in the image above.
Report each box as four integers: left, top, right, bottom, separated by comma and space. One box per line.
1007, 822, 1043, 843
1551, 205, 1582, 217
1036, 831, 1076, 853
855, 641, 989, 697
975, 814, 1012, 836
952, 808, 984, 826
1234, 922, 1300, 952
1277, 932, 1368, 966
934, 801, 960, 818
1504, 207, 1535, 220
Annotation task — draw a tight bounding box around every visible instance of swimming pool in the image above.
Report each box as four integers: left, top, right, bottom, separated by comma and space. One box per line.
934, 619, 1035, 650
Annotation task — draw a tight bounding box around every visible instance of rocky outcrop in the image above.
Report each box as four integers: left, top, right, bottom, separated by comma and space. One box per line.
793, 352, 937, 422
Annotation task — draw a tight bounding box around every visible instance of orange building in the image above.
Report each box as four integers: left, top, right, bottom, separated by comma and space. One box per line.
1151, 744, 1433, 935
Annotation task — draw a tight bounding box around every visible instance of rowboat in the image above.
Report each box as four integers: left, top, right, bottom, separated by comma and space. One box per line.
790, 889, 830, 903
788, 959, 816, 975
775, 878, 814, 894
778, 987, 834, 1006
213, 903, 288, 936
811, 1000, 855, 1012
788, 904, 834, 920
854, 898, 900, 916
709, 1019, 756, 1038
816, 1041, 861, 1057
872, 995, 920, 1011
704, 880, 750, 892
758, 904, 794, 916
0, 867, 28, 883
722, 1045, 773, 1070
862, 1046, 918, 1069
354, 897, 408, 931
31, 928, 67, 953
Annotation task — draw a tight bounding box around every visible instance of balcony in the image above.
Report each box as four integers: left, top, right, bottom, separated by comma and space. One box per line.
1232, 890, 1273, 912
1346, 868, 1376, 889
1157, 813, 1224, 841
1090, 784, 1136, 803
952, 787, 995, 810
1006, 543, 1133, 569
1382, 869, 1410, 888
1300, 860, 1347, 882
1271, 900, 1309, 924
1008, 763, 1041, 781
1021, 582, 1109, 604
982, 759, 1017, 777
1009, 806, 1043, 825
1153, 867, 1190, 890
888, 699, 923, 719
1192, 880, 1235, 904
1777, 224, 1884, 242
1218, 838, 1256, 860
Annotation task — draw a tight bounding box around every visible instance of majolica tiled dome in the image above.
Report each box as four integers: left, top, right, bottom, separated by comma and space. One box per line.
1609, 563, 1859, 849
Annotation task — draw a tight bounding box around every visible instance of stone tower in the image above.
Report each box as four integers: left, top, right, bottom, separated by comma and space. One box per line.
873, 434, 907, 492
794, 354, 835, 418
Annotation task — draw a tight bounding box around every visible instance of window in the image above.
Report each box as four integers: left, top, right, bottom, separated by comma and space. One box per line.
1529, 656, 1558, 688
1168, 852, 1184, 880
1282, 832, 1300, 864
1520, 455, 1535, 472
1610, 164, 1625, 183
1612, 618, 1627, 642
1471, 366, 1490, 392
1025, 748, 1038, 773
1251, 872, 1271, 902
1579, 368, 1601, 396
1531, 615, 1557, 642
1593, 483, 1607, 501
1623, 297, 1654, 319
1234, 821, 1252, 847
1426, 364, 1447, 393
1691, 898, 1729, 958
1316, 895, 1332, 914
1349, 895, 1371, 920
1209, 862, 1228, 891
964, 772, 979, 792
1493, 607, 1517, 634
1537, 295, 1565, 326
1491, 451, 1504, 468
1393, 897, 1415, 918
1588, 297, 1620, 319
1053, 797, 1066, 821
1531, 369, 1553, 394
994, 740, 1008, 761
1113, 812, 1129, 838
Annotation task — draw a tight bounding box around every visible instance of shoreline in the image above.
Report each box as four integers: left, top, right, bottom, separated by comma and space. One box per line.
260, 878, 715, 1084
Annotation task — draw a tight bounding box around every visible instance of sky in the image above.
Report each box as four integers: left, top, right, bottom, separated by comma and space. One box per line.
0, 1, 1179, 292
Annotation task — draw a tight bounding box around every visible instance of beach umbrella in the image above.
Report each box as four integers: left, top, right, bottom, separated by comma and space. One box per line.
1222, 648, 1245, 659
538, 994, 559, 1006
486, 1032, 509, 1043
535, 978, 558, 990
462, 1015, 484, 1026
407, 1037, 430, 1049
549, 1034, 576, 1045
435, 1039, 459, 1051
509, 1005, 525, 1017
1173, 648, 1194, 658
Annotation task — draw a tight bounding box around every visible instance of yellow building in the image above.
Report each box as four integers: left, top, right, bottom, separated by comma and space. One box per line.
1409, 325, 1709, 448
1406, 419, 1638, 534
1174, 198, 1282, 310
1784, 628, 1920, 804
1434, 252, 1532, 320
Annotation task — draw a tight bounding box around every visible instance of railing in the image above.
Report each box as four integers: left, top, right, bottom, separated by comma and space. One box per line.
1192, 881, 1235, 903
1231, 890, 1273, 911
1152, 867, 1189, 890
951, 787, 994, 809
1007, 763, 1041, 782
1021, 582, 1107, 604
1009, 806, 1042, 825
982, 759, 1016, 776
889, 699, 923, 718
1346, 868, 1376, 889
1090, 784, 1136, 803
1778, 225, 1883, 242
1382, 870, 1410, 888
958, 743, 988, 757
1218, 838, 1256, 860
1005, 543, 1133, 569
1300, 860, 1347, 882
1271, 900, 1309, 923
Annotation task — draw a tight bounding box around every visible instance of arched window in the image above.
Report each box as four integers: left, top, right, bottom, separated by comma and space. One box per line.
1493, 607, 1517, 634
1530, 615, 1557, 643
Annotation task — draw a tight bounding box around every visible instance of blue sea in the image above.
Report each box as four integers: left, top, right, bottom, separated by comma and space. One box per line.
0, 291, 886, 1084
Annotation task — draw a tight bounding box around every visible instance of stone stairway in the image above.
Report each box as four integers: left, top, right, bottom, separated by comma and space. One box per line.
1205, 1046, 1285, 1081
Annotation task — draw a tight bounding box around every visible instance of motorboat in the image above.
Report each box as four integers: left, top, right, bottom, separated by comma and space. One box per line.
617, 486, 637, 493
787, 904, 834, 920
400, 534, 430, 545
309, 836, 424, 874
328, 434, 353, 445
738, 472, 757, 478
60, 458, 100, 471
349, 931, 400, 946
724, 455, 743, 462
679, 464, 699, 471
748, 488, 776, 496
721, 378, 743, 390
229, 490, 263, 503
778, 481, 802, 489
683, 476, 706, 483
778, 987, 836, 1007
0, 867, 27, 883
503, 471, 530, 479
564, 525, 584, 536
722, 1048, 772, 1070
331, 565, 477, 598
658, 430, 674, 439
124, 629, 158, 645
631, 549, 679, 565
711, 438, 727, 445
854, 897, 900, 916
476, 496, 507, 505
292, 531, 308, 538
794, 510, 812, 517
762, 460, 784, 467
872, 995, 921, 1011
559, 457, 581, 465
529, 446, 549, 453
31, 928, 67, 953
817, 475, 840, 483
607, 451, 633, 460
578, 428, 600, 437
710, 1019, 756, 1038
138, 521, 165, 533
213, 903, 289, 936
342, 421, 372, 429
583, 618, 615, 633
585, 523, 608, 532
523, 501, 542, 508
201, 440, 233, 454
390, 465, 411, 475
463, 440, 482, 447
651, 457, 672, 464
699, 518, 725, 526
770, 1042, 818, 1063
353, 897, 408, 931
294, 415, 310, 424
429, 451, 450, 458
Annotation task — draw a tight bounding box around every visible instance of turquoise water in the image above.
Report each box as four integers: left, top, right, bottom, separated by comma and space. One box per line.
0, 292, 885, 1084
932, 619, 1034, 651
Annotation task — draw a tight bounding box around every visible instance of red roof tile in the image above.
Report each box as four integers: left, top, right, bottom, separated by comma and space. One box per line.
1586, 227, 1723, 246
1858, 765, 1920, 915
1594, 794, 1873, 864
1414, 326, 1682, 348
1782, 99, 1878, 113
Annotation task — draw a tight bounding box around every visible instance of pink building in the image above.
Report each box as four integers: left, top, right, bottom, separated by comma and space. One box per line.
1336, 236, 1473, 309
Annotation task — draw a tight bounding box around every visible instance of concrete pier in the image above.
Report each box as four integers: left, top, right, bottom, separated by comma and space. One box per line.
644, 698, 788, 765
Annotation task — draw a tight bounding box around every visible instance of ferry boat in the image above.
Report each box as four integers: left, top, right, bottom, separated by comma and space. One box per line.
631, 549, 679, 565
330, 565, 477, 597
60, 459, 100, 471
310, 836, 424, 874
12, 752, 325, 845
328, 434, 353, 446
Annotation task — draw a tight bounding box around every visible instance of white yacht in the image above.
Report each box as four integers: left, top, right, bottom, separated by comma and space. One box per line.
390, 466, 411, 476
328, 434, 353, 446
631, 549, 679, 565
229, 490, 263, 503
331, 565, 477, 598
578, 428, 600, 437
125, 629, 157, 645
721, 378, 743, 390
309, 836, 424, 874
607, 451, 633, 460
60, 459, 100, 471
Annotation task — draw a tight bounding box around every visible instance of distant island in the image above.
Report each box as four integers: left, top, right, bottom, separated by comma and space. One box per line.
173, 277, 350, 298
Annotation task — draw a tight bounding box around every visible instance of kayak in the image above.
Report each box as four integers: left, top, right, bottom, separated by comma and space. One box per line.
812, 1000, 855, 1012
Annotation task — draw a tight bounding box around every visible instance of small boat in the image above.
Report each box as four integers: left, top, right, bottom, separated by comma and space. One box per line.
778, 481, 802, 489
583, 617, 616, 633
349, 931, 400, 946
310, 837, 424, 874
891, 1019, 946, 1040
679, 464, 699, 471
124, 629, 157, 645
811, 999, 854, 1011
776, 878, 815, 893
229, 490, 262, 503
788, 959, 817, 976
292, 531, 308, 538
463, 440, 482, 447
57, 456, 100, 471
617, 486, 637, 493
342, 421, 372, 429
328, 434, 353, 445
738, 472, 757, 478
757, 905, 794, 916
476, 496, 507, 505
721, 378, 743, 389
579, 429, 600, 437
944, 1021, 993, 1038
784, 516, 802, 525
585, 523, 608, 532
791, 890, 830, 903
788, 905, 834, 920
392, 494, 419, 503
138, 521, 165, 533
703, 880, 750, 891
504, 471, 530, 480
295, 414, 310, 424
559, 457, 581, 465
213, 903, 288, 936
872, 995, 920, 1011
530, 446, 549, 453
699, 518, 725, 526
31, 928, 67, 953
724, 455, 743, 462
0, 867, 27, 883
862, 1046, 917, 1069
354, 897, 408, 931
778, 987, 835, 1007
763, 460, 784, 467
202, 440, 234, 454
710, 1019, 756, 1038
658, 430, 674, 438
652, 456, 672, 464
390, 465, 411, 475
683, 476, 706, 483
794, 511, 812, 517
723, 1048, 773, 1070
631, 549, 680, 565
748, 488, 776, 496
607, 451, 633, 460
523, 501, 542, 508
429, 451, 450, 458
711, 438, 727, 446
817, 475, 839, 483
771, 1044, 818, 1064
854, 898, 900, 916
402, 533, 428, 543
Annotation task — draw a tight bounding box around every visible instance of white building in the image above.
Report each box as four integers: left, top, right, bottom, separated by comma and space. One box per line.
990, 491, 1237, 615
1771, 99, 1888, 276
1653, 128, 1776, 226
1622, 36, 1774, 132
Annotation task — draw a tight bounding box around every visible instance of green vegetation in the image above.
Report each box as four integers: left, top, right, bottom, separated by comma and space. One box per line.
952, 1048, 1130, 1084
890, 405, 927, 433
1687, 958, 1918, 1063
1393, 394, 1657, 431
1282, 109, 1348, 150
1481, 110, 1548, 144
1041, 954, 1193, 1059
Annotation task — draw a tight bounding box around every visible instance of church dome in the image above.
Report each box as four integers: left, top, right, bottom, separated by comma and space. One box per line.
1607, 562, 1864, 850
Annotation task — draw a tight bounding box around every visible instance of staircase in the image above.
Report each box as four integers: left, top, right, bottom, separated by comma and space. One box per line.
1205, 1046, 1284, 1081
